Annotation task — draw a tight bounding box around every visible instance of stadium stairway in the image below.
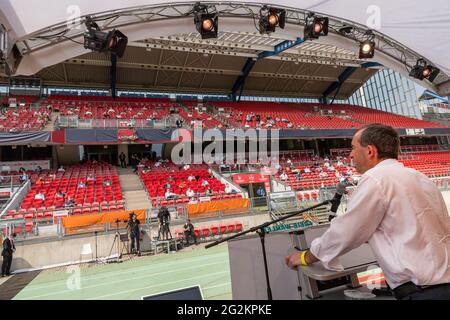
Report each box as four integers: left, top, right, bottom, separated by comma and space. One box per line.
118, 168, 152, 210
43, 113, 59, 131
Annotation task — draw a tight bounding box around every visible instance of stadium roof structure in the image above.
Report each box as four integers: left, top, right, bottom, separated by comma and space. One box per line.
1, 0, 450, 100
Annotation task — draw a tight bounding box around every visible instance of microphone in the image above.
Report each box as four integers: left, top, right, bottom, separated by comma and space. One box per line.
329, 183, 347, 221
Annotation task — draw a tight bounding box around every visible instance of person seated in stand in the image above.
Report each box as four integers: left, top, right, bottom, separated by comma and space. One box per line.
303, 166, 311, 174
205, 187, 213, 196
201, 179, 209, 187
280, 172, 288, 181
188, 174, 196, 182
77, 181, 86, 189
35, 177, 44, 186
186, 188, 195, 198
319, 171, 328, 178
55, 191, 65, 199
35, 166, 43, 174
163, 180, 171, 190
165, 189, 177, 200
188, 196, 199, 204
183, 219, 197, 246
57, 165, 65, 172
87, 174, 95, 182
103, 179, 111, 187
327, 164, 335, 172
224, 185, 232, 194
34, 192, 45, 201
295, 171, 303, 181
183, 163, 190, 171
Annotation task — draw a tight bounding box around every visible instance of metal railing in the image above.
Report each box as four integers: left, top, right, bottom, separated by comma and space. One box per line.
55, 116, 175, 129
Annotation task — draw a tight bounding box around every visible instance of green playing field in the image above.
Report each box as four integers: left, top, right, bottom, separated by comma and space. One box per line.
12, 244, 231, 300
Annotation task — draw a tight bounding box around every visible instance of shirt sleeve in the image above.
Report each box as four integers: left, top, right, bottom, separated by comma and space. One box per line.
310, 174, 387, 270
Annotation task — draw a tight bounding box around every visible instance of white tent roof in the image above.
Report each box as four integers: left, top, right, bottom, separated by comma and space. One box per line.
1, 0, 450, 95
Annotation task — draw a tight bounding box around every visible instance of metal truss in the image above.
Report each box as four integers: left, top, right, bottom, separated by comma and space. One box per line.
10, 1, 448, 85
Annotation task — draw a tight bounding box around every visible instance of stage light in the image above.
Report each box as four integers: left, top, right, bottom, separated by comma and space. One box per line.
304, 14, 328, 40
83, 17, 128, 58
409, 58, 440, 82
359, 40, 375, 59
193, 3, 218, 39
194, 13, 218, 39
259, 6, 286, 34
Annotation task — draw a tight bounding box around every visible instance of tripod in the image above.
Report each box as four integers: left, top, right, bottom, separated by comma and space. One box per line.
108, 219, 125, 263
205, 200, 331, 300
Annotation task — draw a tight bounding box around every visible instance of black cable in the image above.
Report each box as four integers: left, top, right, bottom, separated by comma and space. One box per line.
61, 36, 84, 45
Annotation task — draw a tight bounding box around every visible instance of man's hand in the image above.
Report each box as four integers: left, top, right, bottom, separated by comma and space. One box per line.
285, 252, 301, 270
285, 250, 319, 270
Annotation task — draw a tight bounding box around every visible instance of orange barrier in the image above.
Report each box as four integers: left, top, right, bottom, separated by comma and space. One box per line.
62, 209, 146, 229
187, 198, 249, 216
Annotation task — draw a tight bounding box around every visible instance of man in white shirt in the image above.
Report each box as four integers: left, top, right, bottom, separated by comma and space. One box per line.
285, 124, 450, 300
318, 171, 328, 178
224, 185, 232, 194
280, 172, 288, 181
34, 192, 45, 201
186, 188, 195, 198
188, 175, 196, 182
165, 190, 176, 200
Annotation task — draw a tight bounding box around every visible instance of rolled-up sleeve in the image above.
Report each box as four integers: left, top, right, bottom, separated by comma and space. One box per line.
310, 174, 387, 270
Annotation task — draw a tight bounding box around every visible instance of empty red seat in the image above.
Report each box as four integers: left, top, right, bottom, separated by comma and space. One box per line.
219, 225, 227, 234
201, 227, 210, 237
210, 226, 219, 236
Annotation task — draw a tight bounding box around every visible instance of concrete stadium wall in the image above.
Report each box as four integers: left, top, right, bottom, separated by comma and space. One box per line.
3, 213, 271, 273
55, 145, 80, 165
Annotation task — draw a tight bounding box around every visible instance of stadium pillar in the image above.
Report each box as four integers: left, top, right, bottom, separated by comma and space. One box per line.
111, 53, 117, 101
314, 140, 320, 157
231, 37, 305, 101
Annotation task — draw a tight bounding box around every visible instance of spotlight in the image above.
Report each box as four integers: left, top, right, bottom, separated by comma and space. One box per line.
259, 6, 286, 34
194, 13, 218, 39
83, 16, 128, 57
359, 40, 375, 59
304, 13, 328, 40
409, 58, 440, 82
193, 3, 218, 39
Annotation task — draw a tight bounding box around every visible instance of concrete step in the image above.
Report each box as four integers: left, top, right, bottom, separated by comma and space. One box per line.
119, 169, 152, 210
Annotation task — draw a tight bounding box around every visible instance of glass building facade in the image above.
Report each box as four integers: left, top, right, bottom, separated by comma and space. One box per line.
335, 69, 425, 119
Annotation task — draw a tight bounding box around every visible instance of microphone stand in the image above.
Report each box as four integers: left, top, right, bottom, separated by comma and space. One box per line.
205, 199, 331, 300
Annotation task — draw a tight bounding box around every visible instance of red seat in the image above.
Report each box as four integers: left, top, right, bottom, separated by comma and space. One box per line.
219, 225, 227, 234
227, 224, 235, 233
210, 226, 219, 236
201, 227, 210, 237
235, 222, 243, 232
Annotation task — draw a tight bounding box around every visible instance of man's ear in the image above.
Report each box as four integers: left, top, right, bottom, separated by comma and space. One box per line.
367, 145, 377, 158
